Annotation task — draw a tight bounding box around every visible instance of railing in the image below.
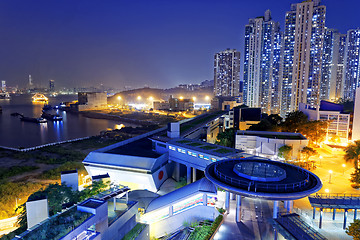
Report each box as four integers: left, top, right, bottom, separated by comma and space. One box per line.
308, 193, 360, 208
0, 136, 91, 152
214, 160, 311, 193
276, 213, 327, 240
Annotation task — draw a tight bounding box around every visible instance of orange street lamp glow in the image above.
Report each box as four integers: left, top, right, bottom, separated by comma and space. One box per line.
137, 96, 142, 100
179, 96, 184, 100
192, 97, 196, 101
149, 96, 154, 101
205, 96, 210, 101
117, 96, 122, 100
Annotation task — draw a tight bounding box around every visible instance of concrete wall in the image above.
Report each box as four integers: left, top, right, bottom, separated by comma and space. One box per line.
102, 202, 139, 240
149, 206, 217, 238
235, 134, 308, 159
26, 199, 49, 229
353, 88, 360, 141
61, 172, 79, 191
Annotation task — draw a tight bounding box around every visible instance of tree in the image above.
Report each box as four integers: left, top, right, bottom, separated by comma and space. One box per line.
216, 128, 236, 148
278, 145, 293, 161
345, 141, 360, 170
298, 120, 329, 146
248, 114, 283, 131
346, 219, 360, 240
281, 111, 308, 132
301, 146, 318, 162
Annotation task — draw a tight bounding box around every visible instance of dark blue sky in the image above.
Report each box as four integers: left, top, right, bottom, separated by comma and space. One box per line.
0, 0, 358, 90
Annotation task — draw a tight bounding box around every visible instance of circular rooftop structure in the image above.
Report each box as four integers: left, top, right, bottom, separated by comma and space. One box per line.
205, 158, 322, 200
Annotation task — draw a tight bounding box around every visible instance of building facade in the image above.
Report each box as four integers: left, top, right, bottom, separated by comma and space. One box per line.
281, 0, 326, 117
343, 29, 360, 101
214, 49, 240, 97
321, 28, 346, 102
243, 10, 282, 114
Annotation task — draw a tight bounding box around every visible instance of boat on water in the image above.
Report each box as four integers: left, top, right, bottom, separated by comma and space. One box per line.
32, 93, 48, 103
41, 111, 63, 121
42, 104, 52, 111
20, 116, 47, 123
0, 92, 10, 100
11, 112, 23, 117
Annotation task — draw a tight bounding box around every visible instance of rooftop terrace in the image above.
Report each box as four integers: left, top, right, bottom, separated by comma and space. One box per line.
237, 130, 307, 140
168, 138, 242, 157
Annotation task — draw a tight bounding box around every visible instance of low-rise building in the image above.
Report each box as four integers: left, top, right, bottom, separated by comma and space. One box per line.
235, 130, 308, 159
77, 92, 108, 111
299, 101, 350, 144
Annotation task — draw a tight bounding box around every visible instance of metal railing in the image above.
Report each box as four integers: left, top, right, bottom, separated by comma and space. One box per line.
214, 160, 311, 193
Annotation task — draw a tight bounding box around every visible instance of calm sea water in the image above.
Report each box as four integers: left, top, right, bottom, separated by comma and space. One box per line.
0, 94, 133, 148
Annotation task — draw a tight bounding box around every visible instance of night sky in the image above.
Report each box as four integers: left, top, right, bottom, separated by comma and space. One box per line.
0, 0, 359, 90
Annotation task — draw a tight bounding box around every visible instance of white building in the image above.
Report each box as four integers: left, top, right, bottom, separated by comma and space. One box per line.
235, 130, 308, 160
299, 101, 350, 143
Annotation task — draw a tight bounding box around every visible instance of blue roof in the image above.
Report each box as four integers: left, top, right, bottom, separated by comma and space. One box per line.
146, 178, 217, 212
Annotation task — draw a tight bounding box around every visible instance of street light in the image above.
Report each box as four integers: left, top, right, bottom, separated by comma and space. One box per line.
149, 96, 154, 101
205, 96, 210, 101
117, 96, 122, 100
319, 156, 323, 166
192, 96, 196, 101
342, 164, 346, 175
325, 189, 329, 193
329, 170, 333, 183
137, 96, 142, 100
179, 96, 184, 100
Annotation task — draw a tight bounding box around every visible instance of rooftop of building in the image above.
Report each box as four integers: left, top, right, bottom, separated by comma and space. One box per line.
79, 198, 104, 209
205, 158, 322, 201
146, 178, 216, 213
236, 130, 307, 140
61, 169, 78, 175
104, 138, 160, 158
168, 138, 243, 157
92, 173, 110, 180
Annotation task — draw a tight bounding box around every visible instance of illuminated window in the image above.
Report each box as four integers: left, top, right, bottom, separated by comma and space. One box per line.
199, 154, 204, 159
211, 158, 217, 162
173, 194, 203, 215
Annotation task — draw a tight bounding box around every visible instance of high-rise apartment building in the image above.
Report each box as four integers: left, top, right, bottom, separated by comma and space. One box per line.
214, 49, 240, 97
243, 10, 282, 114
1, 80, 6, 92
343, 29, 360, 101
281, 0, 326, 117
321, 28, 346, 101
49, 79, 55, 92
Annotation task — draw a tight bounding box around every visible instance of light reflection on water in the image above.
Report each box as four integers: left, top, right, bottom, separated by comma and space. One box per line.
0, 94, 137, 148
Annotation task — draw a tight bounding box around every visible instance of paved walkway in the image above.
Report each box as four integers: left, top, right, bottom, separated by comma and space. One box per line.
214, 198, 282, 240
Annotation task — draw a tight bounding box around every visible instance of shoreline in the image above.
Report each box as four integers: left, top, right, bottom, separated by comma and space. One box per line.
78, 111, 153, 126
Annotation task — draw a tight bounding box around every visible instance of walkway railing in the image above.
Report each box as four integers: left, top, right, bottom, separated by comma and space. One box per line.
276, 213, 327, 240
214, 160, 311, 193
0, 136, 91, 152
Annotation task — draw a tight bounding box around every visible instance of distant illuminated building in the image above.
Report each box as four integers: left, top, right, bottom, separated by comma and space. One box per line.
49, 79, 55, 92
343, 29, 360, 101
28, 74, 33, 89
243, 9, 281, 114
321, 28, 346, 102
214, 49, 240, 97
281, 0, 326, 117
1, 80, 6, 92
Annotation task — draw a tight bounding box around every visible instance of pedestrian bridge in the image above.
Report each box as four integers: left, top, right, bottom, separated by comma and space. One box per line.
308, 193, 360, 229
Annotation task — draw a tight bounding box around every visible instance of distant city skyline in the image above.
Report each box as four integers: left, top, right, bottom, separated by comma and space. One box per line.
0, 0, 359, 89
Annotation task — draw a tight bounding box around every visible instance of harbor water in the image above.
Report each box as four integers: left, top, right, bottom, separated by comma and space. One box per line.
0, 94, 133, 148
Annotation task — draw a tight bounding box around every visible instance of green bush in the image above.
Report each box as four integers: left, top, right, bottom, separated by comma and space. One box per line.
122, 223, 146, 240
38, 162, 86, 180
0, 166, 39, 181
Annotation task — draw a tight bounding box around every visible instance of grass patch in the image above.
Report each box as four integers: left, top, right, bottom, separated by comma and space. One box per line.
122, 223, 146, 240
186, 142, 203, 147
38, 162, 87, 180
199, 145, 217, 150
188, 215, 223, 240
213, 148, 233, 154
0, 166, 39, 181
176, 139, 191, 144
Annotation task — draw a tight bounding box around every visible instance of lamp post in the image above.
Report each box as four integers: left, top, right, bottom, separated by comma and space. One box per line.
117, 96, 121, 108
329, 170, 333, 183
319, 156, 323, 166
342, 164, 346, 175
